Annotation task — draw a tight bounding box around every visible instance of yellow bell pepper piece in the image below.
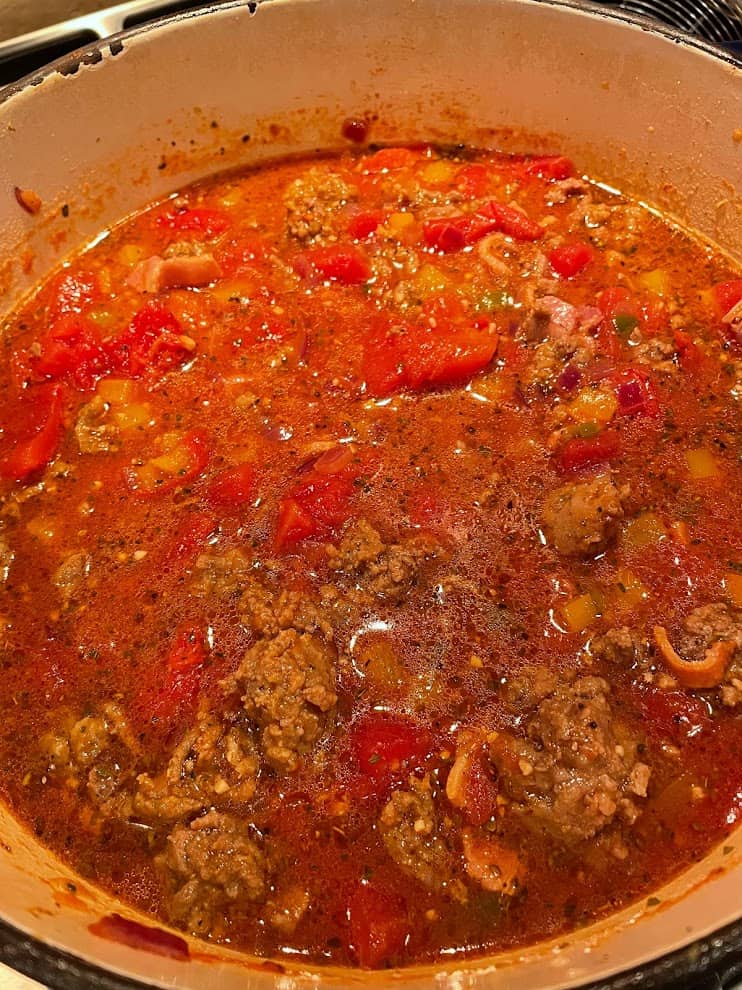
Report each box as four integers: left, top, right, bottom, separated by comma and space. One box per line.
724, 572, 742, 608
421, 160, 457, 185
562, 593, 600, 633
613, 569, 649, 610
685, 447, 719, 479
638, 269, 671, 297
567, 388, 618, 425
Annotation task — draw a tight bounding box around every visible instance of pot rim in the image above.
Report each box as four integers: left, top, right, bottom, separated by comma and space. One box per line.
0, 0, 739, 987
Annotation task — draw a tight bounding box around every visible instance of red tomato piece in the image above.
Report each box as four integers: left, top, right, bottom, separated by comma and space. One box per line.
156, 207, 230, 238
477, 200, 544, 241
348, 883, 408, 968
360, 147, 418, 173
347, 210, 385, 240
674, 330, 701, 371
275, 469, 358, 549
548, 241, 594, 279
351, 714, 432, 791
147, 626, 208, 725
35, 315, 108, 390
613, 368, 659, 417
632, 686, 712, 745
557, 430, 620, 473
167, 626, 207, 675
206, 463, 257, 507
294, 245, 371, 285
710, 279, 742, 319
110, 302, 190, 378
422, 214, 497, 253
521, 155, 575, 181
0, 383, 65, 482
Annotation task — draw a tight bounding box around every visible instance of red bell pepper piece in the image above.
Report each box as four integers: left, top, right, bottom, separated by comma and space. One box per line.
557, 430, 620, 473
674, 329, 701, 371
422, 214, 498, 253
0, 383, 65, 482
549, 241, 593, 279
206, 463, 257, 507
613, 369, 659, 417
294, 245, 371, 285
348, 883, 408, 968
155, 207, 230, 238
148, 626, 208, 724
167, 513, 217, 567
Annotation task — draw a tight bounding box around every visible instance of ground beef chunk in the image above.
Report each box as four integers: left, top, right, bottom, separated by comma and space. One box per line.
591, 627, 645, 666
543, 475, 627, 557
284, 168, 356, 243
490, 676, 651, 843
133, 711, 259, 823
327, 518, 434, 602
679, 603, 742, 706
239, 578, 332, 639
190, 550, 252, 598
51, 551, 91, 611
502, 666, 559, 709
159, 811, 268, 936
39, 702, 136, 817
74, 396, 120, 454
226, 629, 337, 773
379, 776, 458, 894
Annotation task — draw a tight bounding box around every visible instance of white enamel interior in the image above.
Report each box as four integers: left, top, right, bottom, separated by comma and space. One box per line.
0, 1, 739, 986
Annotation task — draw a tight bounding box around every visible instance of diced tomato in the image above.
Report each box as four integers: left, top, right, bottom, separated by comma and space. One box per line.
347, 210, 384, 240
549, 241, 593, 279
674, 330, 701, 371
359, 147, 418, 173
422, 214, 497, 253
35, 315, 108, 390
477, 200, 544, 241
45, 270, 101, 321
348, 883, 408, 968
275, 467, 359, 549
110, 301, 191, 378
294, 245, 371, 285
363, 313, 497, 397
557, 429, 620, 473
710, 279, 742, 319
206, 463, 257, 507
456, 163, 492, 198
612, 368, 659, 417
146, 626, 208, 726
631, 685, 712, 745
0, 383, 65, 482
521, 155, 575, 181
155, 207, 230, 239
351, 714, 432, 792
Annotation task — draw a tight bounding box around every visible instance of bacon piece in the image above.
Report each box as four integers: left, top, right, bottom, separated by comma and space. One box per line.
127, 254, 222, 294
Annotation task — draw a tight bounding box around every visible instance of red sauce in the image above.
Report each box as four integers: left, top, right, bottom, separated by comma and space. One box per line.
0, 146, 739, 969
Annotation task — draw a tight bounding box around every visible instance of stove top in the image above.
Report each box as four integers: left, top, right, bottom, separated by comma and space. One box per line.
0, 0, 740, 87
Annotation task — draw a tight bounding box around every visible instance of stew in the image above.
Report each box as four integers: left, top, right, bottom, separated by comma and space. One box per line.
0, 145, 740, 968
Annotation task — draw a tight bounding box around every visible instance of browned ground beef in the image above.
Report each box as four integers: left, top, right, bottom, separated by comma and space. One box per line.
327, 518, 434, 602
542, 474, 627, 557
378, 776, 458, 894
678, 603, 742, 706
158, 811, 268, 936
133, 711, 259, 823
226, 629, 337, 773
490, 676, 651, 843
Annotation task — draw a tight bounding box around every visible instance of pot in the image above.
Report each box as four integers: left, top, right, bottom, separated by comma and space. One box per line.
0, 1, 740, 986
